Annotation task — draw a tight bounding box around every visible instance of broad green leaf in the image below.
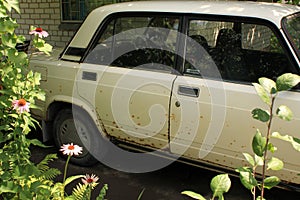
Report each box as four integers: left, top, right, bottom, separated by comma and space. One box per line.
254, 154, 264, 166
267, 157, 284, 171
0, 19, 18, 34
2, 34, 16, 48
276, 105, 293, 121
252, 108, 270, 122
263, 176, 280, 189
0, 9, 8, 18
272, 132, 300, 151
210, 174, 231, 200
253, 83, 271, 105
252, 129, 267, 157
238, 170, 257, 190
3, 0, 20, 13
33, 72, 42, 85
258, 77, 277, 94
8, 113, 19, 119
276, 73, 300, 91
243, 153, 255, 166
181, 191, 206, 200
37, 43, 53, 55
7, 49, 28, 66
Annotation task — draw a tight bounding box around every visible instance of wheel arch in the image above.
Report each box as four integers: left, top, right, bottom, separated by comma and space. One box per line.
42, 96, 108, 142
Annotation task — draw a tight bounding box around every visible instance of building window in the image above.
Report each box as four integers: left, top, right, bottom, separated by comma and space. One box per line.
61, 0, 123, 22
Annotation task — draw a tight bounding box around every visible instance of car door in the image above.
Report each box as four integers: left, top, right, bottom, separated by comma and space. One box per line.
169, 17, 300, 184
78, 14, 181, 150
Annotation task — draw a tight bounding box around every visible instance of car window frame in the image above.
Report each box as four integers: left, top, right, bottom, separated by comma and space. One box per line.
64, 11, 299, 80
282, 12, 300, 61
82, 12, 185, 73
181, 14, 300, 84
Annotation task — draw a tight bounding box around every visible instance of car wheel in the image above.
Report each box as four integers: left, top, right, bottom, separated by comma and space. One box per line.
53, 107, 102, 166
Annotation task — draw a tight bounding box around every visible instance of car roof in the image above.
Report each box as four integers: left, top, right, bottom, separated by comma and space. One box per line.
93, 1, 300, 24
68, 1, 300, 50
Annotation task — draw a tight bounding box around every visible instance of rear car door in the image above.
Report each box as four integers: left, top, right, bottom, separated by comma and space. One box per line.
169, 16, 300, 184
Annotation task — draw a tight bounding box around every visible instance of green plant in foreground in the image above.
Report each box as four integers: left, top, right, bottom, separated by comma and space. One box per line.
0, 1, 108, 199
236, 73, 300, 200
182, 73, 300, 200
49, 143, 108, 200
0, 0, 53, 198
182, 173, 231, 200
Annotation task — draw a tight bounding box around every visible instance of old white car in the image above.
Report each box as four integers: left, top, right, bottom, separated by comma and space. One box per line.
31, 1, 300, 189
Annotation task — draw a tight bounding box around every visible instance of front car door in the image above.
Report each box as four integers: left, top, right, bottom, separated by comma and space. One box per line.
170, 16, 300, 184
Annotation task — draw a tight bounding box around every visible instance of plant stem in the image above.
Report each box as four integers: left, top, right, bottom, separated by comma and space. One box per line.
87, 186, 91, 200
63, 155, 71, 182
252, 167, 256, 200
261, 97, 275, 199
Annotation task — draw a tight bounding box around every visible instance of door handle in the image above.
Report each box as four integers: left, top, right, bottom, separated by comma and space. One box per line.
82, 71, 97, 81
178, 86, 199, 97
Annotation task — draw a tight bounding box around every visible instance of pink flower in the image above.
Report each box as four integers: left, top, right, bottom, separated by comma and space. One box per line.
82, 174, 99, 185
12, 98, 30, 113
29, 27, 49, 38
60, 143, 83, 156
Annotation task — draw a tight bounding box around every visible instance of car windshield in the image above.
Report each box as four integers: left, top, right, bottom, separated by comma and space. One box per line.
283, 12, 300, 56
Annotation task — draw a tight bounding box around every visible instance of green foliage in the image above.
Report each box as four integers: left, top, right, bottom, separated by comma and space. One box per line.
252, 109, 270, 122
96, 184, 108, 200
181, 191, 206, 200
71, 182, 89, 200
37, 154, 61, 180
276, 73, 300, 91
253, 83, 272, 105
71, 181, 108, 200
0, 2, 50, 198
238, 73, 300, 200
252, 130, 267, 157
137, 188, 145, 200
182, 174, 231, 200
0, 1, 108, 200
210, 174, 231, 200
267, 157, 283, 171
276, 105, 293, 121
236, 167, 257, 190
272, 132, 300, 151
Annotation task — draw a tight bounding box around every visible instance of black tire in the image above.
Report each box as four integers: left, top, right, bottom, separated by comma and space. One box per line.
53, 107, 103, 166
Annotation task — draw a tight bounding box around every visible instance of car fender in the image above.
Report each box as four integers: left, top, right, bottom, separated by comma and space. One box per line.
42, 94, 108, 142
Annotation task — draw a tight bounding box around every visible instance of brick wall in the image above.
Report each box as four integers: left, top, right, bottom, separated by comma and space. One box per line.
12, 0, 134, 48
12, 0, 72, 47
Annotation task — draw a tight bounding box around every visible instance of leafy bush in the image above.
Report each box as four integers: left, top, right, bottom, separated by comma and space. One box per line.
237, 73, 300, 200
0, 1, 107, 199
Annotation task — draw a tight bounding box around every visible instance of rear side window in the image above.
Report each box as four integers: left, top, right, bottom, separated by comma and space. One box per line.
184, 18, 296, 82
84, 14, 180, 73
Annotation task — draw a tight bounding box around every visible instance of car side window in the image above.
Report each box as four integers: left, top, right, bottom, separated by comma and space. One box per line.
184, 20, 234, 78
184, 19, 295, 82
85, 15, 180, 73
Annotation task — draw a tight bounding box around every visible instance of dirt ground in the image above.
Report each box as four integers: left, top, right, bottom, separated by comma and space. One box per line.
30, 144, 299, 200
